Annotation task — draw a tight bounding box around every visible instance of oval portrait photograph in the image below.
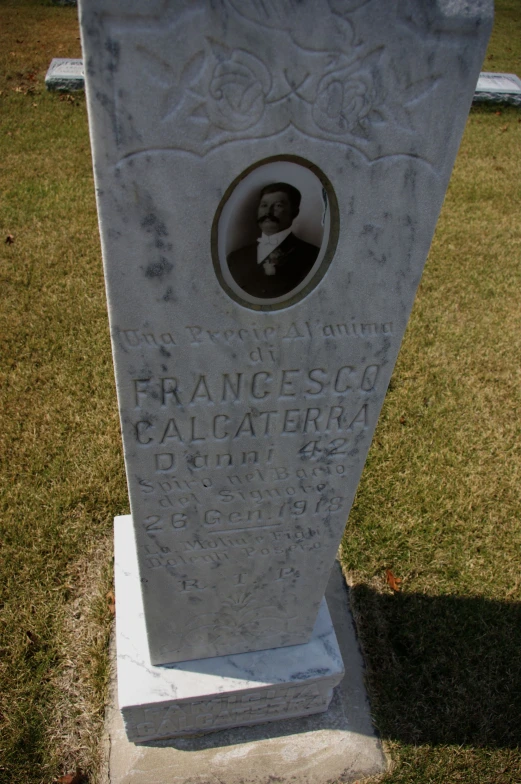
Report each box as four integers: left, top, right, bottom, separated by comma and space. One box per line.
212, 156, 339, 311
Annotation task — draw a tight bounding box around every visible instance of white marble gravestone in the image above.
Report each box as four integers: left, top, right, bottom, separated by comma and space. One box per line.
45, 58, 84, 91
474, 71, 521, 106
79, 0, 492, 741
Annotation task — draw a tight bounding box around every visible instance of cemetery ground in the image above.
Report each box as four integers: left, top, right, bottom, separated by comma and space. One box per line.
1, 0, 521, 782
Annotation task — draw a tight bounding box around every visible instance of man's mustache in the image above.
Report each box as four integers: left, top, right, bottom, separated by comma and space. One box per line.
258, 214, 279, 224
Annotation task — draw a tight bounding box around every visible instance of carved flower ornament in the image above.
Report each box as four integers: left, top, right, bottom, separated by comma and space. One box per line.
177, 591, 292, 649
313, 69, 376, 134
127, 10, 441, 158
207, 49, 271, 131
201, 43, 384, 140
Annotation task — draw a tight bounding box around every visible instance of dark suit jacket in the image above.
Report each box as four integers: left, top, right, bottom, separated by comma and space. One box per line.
227, 233, 320, 299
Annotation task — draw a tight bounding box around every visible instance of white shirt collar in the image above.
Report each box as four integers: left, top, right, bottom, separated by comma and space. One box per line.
257, 226, 293, 264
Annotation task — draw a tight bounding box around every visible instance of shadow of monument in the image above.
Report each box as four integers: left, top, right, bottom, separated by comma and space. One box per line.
350, 583, 521, 749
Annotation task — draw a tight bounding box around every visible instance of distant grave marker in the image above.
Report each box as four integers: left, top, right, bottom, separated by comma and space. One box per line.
45, 58, 84, 92
474, 71, 521, 106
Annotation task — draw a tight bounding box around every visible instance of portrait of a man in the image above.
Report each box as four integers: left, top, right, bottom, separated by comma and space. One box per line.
226, 182, 320, 299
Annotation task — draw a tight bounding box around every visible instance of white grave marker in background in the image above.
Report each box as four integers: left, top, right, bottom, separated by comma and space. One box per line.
45, 58, 84, 91
474, 71, 521, 105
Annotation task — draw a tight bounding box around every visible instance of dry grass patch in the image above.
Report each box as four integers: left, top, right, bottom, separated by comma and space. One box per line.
1, 3, 125, 782
48, 538, 114, 782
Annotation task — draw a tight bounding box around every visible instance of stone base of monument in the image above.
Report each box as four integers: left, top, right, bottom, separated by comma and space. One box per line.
114, 515, 344, 742
107, 515, 386, 783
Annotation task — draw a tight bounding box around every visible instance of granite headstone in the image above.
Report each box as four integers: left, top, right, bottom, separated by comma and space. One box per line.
79, 0, 492, 741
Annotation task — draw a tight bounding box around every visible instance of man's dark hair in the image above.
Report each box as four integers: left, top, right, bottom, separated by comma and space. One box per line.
259, 182, 301, 214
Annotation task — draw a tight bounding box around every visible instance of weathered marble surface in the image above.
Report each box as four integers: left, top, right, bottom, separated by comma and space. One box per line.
79, 0, 492, 665
115, 515, 344, 742
473, 71, 521, 106
45, 58, 84, 91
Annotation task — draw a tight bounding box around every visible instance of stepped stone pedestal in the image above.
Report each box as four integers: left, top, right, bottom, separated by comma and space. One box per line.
45, 58, 84, 91
114, 515, 344, 743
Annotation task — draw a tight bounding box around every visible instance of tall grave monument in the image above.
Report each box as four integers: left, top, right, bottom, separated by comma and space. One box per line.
79, 0, 492, 743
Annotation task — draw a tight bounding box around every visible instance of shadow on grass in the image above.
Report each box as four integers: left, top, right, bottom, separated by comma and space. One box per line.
350, 584, 521, 749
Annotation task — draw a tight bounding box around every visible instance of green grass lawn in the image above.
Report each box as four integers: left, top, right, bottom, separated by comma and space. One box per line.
1, 1, 521, 782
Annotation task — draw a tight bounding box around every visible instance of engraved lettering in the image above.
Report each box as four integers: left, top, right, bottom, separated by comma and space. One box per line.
171, 513, 187, 529
234, 412, 255, 438
161, 332, 176, 344
123, 329, 140, 346
283, 322, 305, 340
134, 379, 150, 407
213, 414, 230, 439
283, 409, 300, 433
277, 567, 299, 580
180, 579, 205, 592
186, 326, 203, 343
334, 366, 354, 393
303, 407, 321, 433
155, 453, 175, 471
162, 377, 181, 406
258, 410, 278, 435
251, 371, 271, 400
143, 515, 162, 531
190, 416, 205, 442
326, 438, 347, 456
279, 369, 299, 397
306, 368, 327, 395
205, 509, 220, 525
190, 375, 213, 404
347, 404, 368, 429
222, 373, 242, 401
161, 418, 183, 444
361, 364, 379, 391
136, 420, 153, 444
326, 406, 343, 431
